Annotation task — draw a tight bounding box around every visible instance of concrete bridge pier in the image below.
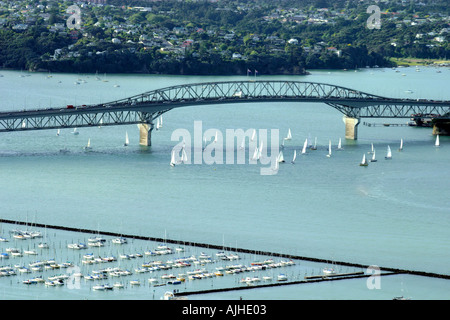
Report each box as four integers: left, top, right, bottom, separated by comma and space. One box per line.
343, 116, 360, 140
138, 122, 154, 146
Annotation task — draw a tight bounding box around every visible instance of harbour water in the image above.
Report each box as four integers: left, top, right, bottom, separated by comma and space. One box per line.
0, 67, 449, 300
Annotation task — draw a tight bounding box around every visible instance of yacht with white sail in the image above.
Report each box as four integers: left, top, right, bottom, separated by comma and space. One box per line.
284, 128, 292, 140
369, 149, 377, 162
124, 132, 129, 146
359, 154, 368, 166
84, 138, 92, 151
326, 140, 332, 157
337, 138, 343, 150
170, 150, 176, 167
398, 138, 403, 151
385, 145, 392, 160
301, 139, 308, 155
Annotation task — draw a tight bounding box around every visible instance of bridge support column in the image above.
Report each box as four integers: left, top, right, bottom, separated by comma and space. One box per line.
343, 116, 359, 140
138, 123, 153, 146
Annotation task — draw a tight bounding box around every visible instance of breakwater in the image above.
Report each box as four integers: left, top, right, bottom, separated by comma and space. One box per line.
2, 218, 449, 283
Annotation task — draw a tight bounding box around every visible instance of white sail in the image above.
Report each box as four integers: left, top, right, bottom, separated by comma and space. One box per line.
337, 138, 343, 150
251, 129, 256, 142
170, 150, 176, 167
385, 145, 392, 159
370, 149, 377, 162
181, 147, 188, 163
399, 138, 403, 151
326, 140, 332, 157
360, 153, 368, 166
311, 137, 317, 150
84, 138, 92, 151
124, 131, 129, 146
301, 139, 307, 154
435, 135, 440, 147
284, 129, 292, 140
291, 150, 297, 164
252, 147, 259, 161
72, 128, 79, 135
277, 151, 285, 163
159, 116, 163, 128
214, 131, 218, 143
56, 129, 60, 136
156, 117, 160, 130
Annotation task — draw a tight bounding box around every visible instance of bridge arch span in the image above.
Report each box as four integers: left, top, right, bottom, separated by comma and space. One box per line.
0, 81, 449, 145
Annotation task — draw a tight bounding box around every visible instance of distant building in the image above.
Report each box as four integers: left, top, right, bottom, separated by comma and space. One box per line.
87, 0, 108, 4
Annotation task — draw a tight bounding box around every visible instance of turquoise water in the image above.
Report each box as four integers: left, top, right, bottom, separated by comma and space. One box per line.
0, 67, 449, 300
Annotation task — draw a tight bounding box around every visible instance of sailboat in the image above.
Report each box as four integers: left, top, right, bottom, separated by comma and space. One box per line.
337, 138, 343, 150
72, 128, 79, 135
301, 139, 308, 155
181, 147, 188, 163
251, 129, 256, 142
277, 151, 285, 163
368, 143, 374, 154
326, 140, 332, 157
369, 149, 377, 162
359, 153, 368, 166
284, 129, 292, 140
159, 116, 163, 128
398, 139, 403, 151
385, 145, 392, 160
435, 135, 440, 147
291, 150, 297, 164
258, 140, 264, 160
84, 138, 92, 151
310, 137, 317, 150
170, 150, 176, 167
56, 129, 60, 136
124, 131, 129, 146
156, 117, 160, 130
252, 147, 259, 161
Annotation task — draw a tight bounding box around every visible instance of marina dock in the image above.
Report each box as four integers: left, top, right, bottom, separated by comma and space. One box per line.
1, 218, 449, 299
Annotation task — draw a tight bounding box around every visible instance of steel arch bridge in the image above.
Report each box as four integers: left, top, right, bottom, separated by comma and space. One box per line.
0, 80, 449, 143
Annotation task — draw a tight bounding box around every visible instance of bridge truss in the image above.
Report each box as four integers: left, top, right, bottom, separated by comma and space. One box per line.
0, 81, 449, 133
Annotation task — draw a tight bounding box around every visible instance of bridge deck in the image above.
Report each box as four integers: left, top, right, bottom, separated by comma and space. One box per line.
0, 80, 448, 133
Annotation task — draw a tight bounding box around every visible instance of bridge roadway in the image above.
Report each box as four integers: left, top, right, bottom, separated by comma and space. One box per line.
0, 80, 449, 144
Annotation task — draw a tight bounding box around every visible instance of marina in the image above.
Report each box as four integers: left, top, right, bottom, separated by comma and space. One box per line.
1, 219, 449, 300
0, 220, 365, 299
